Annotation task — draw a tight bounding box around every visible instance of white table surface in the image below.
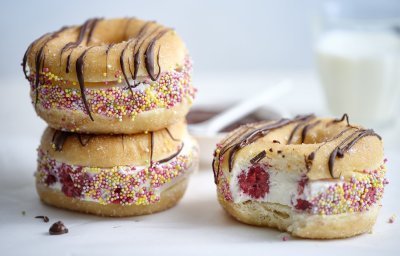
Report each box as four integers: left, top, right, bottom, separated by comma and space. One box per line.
0, 73, 399, 255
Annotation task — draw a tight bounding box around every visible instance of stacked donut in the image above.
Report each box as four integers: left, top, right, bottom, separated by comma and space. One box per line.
23, 18, 198, 216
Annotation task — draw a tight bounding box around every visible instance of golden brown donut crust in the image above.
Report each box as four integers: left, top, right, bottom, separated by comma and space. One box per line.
40, 121, 188, 167
35, 97, 192, 134
25, 18, 187, 84
218, 195, 380, 239
37, 178, 189, 217
213, 115, 384, 181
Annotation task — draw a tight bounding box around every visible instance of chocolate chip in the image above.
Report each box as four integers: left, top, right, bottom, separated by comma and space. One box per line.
35, 216, 49, 223
269, 148, 273, 152
272, 140, 280, 144
277, 150, 282, 154
49, 221, 68, 235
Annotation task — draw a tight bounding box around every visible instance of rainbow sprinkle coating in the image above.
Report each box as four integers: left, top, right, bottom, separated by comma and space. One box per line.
218, 163, 388, 216
29, 57, 195, 121
308, 167, 388, 215
36, 149, 193, 205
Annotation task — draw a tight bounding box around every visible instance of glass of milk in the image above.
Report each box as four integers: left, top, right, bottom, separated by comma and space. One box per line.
316, 0, 400, 126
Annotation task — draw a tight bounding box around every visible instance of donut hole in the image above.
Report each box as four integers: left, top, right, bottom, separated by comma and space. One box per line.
282, 122, 351, 145
87, 19, 153, 46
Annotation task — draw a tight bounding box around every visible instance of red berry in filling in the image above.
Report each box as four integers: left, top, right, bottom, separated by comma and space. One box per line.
297, 176, 308, 195
294, 199, 312, 211
238, 165, 269, 199
59, 164, 83, 198
45, 174, 57, 186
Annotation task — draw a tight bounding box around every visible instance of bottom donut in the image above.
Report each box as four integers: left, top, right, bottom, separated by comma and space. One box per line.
37, 178, 189, 217
219, 197, 380, 239
35, 122, 198, 216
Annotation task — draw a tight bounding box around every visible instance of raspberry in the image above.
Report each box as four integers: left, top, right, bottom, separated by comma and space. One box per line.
238, 165, 269, 199
45, 174, 57, 186
297, 176, 308, 195
294, 199, 312, 211
59, 164, 83, 198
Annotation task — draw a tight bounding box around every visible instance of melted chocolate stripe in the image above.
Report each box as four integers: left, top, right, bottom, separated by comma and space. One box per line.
165, 128, 180, 142
144, 29, 170, 81
22, 32, 51, 80
119, 21, 155, 89
52, 130, 69, 151
287, 115, 315, 144
76, 47, 95, 121
333, 113, 350, 126
250, 150, 267, 164
300, 120, 321, 143
131, 22, 158, 85
328, 129, 380, 177
51, 130, 93, 151
305, 126, 357, 171
86, 18, 101, 44
33, 27, 68, 106
227, 114, 314, 171
63, 18, 101, 73
149, 132, 154, 166
158, 143, 185, 164
120, 39, 135, 91
61, 19, 95, 53
287, 123, 303, 144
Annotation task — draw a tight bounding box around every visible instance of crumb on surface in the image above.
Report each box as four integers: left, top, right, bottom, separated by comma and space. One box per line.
388, 214, 396, 224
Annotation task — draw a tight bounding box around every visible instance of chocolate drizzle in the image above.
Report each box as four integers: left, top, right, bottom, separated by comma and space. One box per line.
78, 47, 102, 119
50, 128, 184, 164
61, 18, 102, 73
333, 113, 350, 126
149, 131, 155, 165
23, 18, 173, 121
22, 33, 50, 80
250, 150, 267, 164
158, 143, 185, 164
165, 127, 181, 142
148, 128, 185, 165
212, 114, 382, 184
287, 115, 315, 144
119, 21, 154, 91
144, 29, 170, 80
300, 120, 321, 143
223, 114, 314, 174
76, 47, 95, 120
24, 27, 68, 106
51, 130, 92, 152
328, 129, 381, 177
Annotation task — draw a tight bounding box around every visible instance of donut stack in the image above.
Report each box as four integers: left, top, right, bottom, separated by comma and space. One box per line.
23, 18, 198, 216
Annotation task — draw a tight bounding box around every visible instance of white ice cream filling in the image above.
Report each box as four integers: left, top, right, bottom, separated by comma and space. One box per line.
230, 163, 342, 208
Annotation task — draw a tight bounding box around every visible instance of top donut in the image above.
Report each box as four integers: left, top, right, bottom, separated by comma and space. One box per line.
23, 18, 196, 134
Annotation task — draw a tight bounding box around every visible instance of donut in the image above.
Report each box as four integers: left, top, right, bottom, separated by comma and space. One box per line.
23, 18, 196, 134
35, 121, 199, 216
212, 114, 388, 239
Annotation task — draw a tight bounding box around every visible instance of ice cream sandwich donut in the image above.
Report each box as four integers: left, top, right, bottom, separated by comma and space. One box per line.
23, 18, 195, 134
36, 121, 198, 216
212, 114, 388, 239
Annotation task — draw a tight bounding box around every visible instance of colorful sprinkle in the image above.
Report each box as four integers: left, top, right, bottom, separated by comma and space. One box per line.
308, 167, 387, 215
29, 57, 195, 122
36, 149, 193, 206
